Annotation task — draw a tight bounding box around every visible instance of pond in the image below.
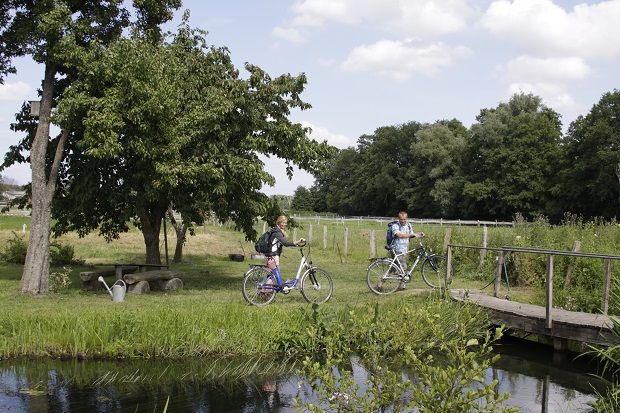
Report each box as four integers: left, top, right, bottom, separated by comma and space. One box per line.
0, 336, 609, 412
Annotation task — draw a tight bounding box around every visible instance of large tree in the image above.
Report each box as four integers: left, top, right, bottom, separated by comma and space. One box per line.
404, 119, 468, 218
0, 0, 180, 294
461, 93, 562, 221
49, 19, 335, 263
553, 89, 620, 221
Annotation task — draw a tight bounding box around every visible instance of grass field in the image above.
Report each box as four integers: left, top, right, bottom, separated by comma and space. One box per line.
2, 213, 618, 359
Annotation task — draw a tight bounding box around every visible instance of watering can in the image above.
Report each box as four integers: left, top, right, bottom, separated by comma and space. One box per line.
98, 276, 126, 302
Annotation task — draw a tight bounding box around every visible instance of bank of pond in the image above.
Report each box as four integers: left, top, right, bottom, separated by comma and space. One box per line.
0, 337, 608, 412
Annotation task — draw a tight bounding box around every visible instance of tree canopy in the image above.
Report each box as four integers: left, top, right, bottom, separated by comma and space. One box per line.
49, 19, 335, 263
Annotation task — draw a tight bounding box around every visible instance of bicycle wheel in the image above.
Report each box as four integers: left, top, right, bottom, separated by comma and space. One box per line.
366, 259, 400, 295
242, 267, 277, 306
300, 267, 333, 304
421, 254, 454, 289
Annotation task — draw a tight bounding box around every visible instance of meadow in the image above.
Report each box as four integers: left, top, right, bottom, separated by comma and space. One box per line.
0, 213, 618, 360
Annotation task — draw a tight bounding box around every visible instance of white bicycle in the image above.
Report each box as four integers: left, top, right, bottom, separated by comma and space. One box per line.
242, 241, 333, 306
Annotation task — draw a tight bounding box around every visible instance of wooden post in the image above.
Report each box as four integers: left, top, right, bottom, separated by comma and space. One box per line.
494, 250, 503, 298
602, 259, 612, 315
443, 228, 452, 254
479, 226, 488, 269
446, 245, 452, 287
370, 230, 376, 259
294, 228, 298, 241
323, 225, 328, 249
262, 222, 266, 233
308, 224, 313, 245
564, 240, 581, 288
344, 228, 349, 257
546, 254, 554, 329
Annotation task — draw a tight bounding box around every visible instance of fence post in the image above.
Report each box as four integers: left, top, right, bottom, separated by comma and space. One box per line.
494, 250, 503, 298
344, 228, 349, 257
294, 228, 298, 241
564, 240, 582, 288
602, 259, 612, 315
443, 228, 452, 254
479, 226, 488, 269
262, 222, 266, 233
446, 245, 452, 287
323, 226, 328, 249
546, 254, 554, 329
370, 230, 376, 259
308, 224, 313, 245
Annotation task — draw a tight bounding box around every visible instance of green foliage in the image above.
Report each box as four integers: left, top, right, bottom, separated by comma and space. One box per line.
0, 231, 27, 264
0, 232, 83, 266
292, 186, 314, 211
50, 240, 85, 266
50, 16, 336, 261
554, 89, 620, 222
297, 300, 517, 412
585, 277, 620, 412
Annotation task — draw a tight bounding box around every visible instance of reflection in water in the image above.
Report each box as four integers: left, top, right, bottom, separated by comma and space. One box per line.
0, 340, 607, 412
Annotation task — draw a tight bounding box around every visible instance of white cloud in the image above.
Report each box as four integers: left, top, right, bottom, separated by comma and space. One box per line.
302, 121, 354, 148
272, 25, 308, 44
280, 0, 474, 42
480, 0, 620, 59
501, 55, 592, 83
0, 81, 32, 101
506, 82, 584, 113
341, 39, 472, 81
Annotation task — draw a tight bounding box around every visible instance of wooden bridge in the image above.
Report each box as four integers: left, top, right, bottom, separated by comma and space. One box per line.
446, 245, 620, 350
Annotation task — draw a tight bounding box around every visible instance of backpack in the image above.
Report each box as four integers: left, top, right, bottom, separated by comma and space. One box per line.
255, 229, 273, 254
386, 220, 411, 246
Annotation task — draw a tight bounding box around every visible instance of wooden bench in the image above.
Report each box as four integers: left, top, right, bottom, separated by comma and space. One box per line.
123, 270, 185, 294
80, 266, 138, 291
80, 266, 184, 294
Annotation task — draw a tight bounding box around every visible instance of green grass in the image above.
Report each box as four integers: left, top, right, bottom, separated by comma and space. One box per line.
0, 214, 617, 359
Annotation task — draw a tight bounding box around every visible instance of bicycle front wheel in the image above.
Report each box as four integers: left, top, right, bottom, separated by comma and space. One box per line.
421, 254, 454, 289
242, 267, 277, 306
300, 267, 333, 304
366, 259, 400, 295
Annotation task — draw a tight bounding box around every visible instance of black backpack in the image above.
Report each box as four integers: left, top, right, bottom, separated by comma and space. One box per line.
255, 229, 273, 254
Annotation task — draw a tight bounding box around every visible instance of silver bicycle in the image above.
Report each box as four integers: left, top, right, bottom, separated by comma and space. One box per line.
366, 235, 454, 294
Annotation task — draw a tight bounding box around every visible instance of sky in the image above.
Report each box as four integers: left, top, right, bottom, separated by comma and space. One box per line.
1, 0, 619, 196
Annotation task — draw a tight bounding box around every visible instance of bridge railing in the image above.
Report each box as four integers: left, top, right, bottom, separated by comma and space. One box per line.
446, 244, 620, 327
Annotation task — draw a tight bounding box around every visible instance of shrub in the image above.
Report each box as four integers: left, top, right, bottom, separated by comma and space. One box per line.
50, 241, 85, 266
0, 231, 27, 264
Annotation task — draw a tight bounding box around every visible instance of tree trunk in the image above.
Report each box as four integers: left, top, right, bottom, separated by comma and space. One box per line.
21, 63, 66, 294
140, 200, 168, 264
167, 208, 187, 262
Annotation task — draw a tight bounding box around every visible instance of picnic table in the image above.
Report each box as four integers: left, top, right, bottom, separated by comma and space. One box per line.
80, 263, 184, 294
112, 263, 169, 280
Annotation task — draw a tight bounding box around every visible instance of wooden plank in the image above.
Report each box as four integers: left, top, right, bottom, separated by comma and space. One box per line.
451, 289, 620, 346
80, 266, 138, 281
123, 270, 184, 284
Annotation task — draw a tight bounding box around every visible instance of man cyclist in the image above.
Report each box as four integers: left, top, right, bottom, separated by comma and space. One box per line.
390, 211, 424, 290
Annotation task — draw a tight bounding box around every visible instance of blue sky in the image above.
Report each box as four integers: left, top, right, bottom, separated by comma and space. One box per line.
1, 0, 619, 195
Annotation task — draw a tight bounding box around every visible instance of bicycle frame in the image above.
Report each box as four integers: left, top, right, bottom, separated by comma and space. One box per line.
260, 243, 311, 292
385, 241, 430, 277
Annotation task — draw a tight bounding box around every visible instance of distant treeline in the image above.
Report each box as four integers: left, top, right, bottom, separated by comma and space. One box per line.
291, 90, 620, 225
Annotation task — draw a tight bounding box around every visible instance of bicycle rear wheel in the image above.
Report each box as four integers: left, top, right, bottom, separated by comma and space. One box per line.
242, 267, 277, 306
366, 259, 400, 295
300, 267, 333, 304
421, 254, 454, 289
